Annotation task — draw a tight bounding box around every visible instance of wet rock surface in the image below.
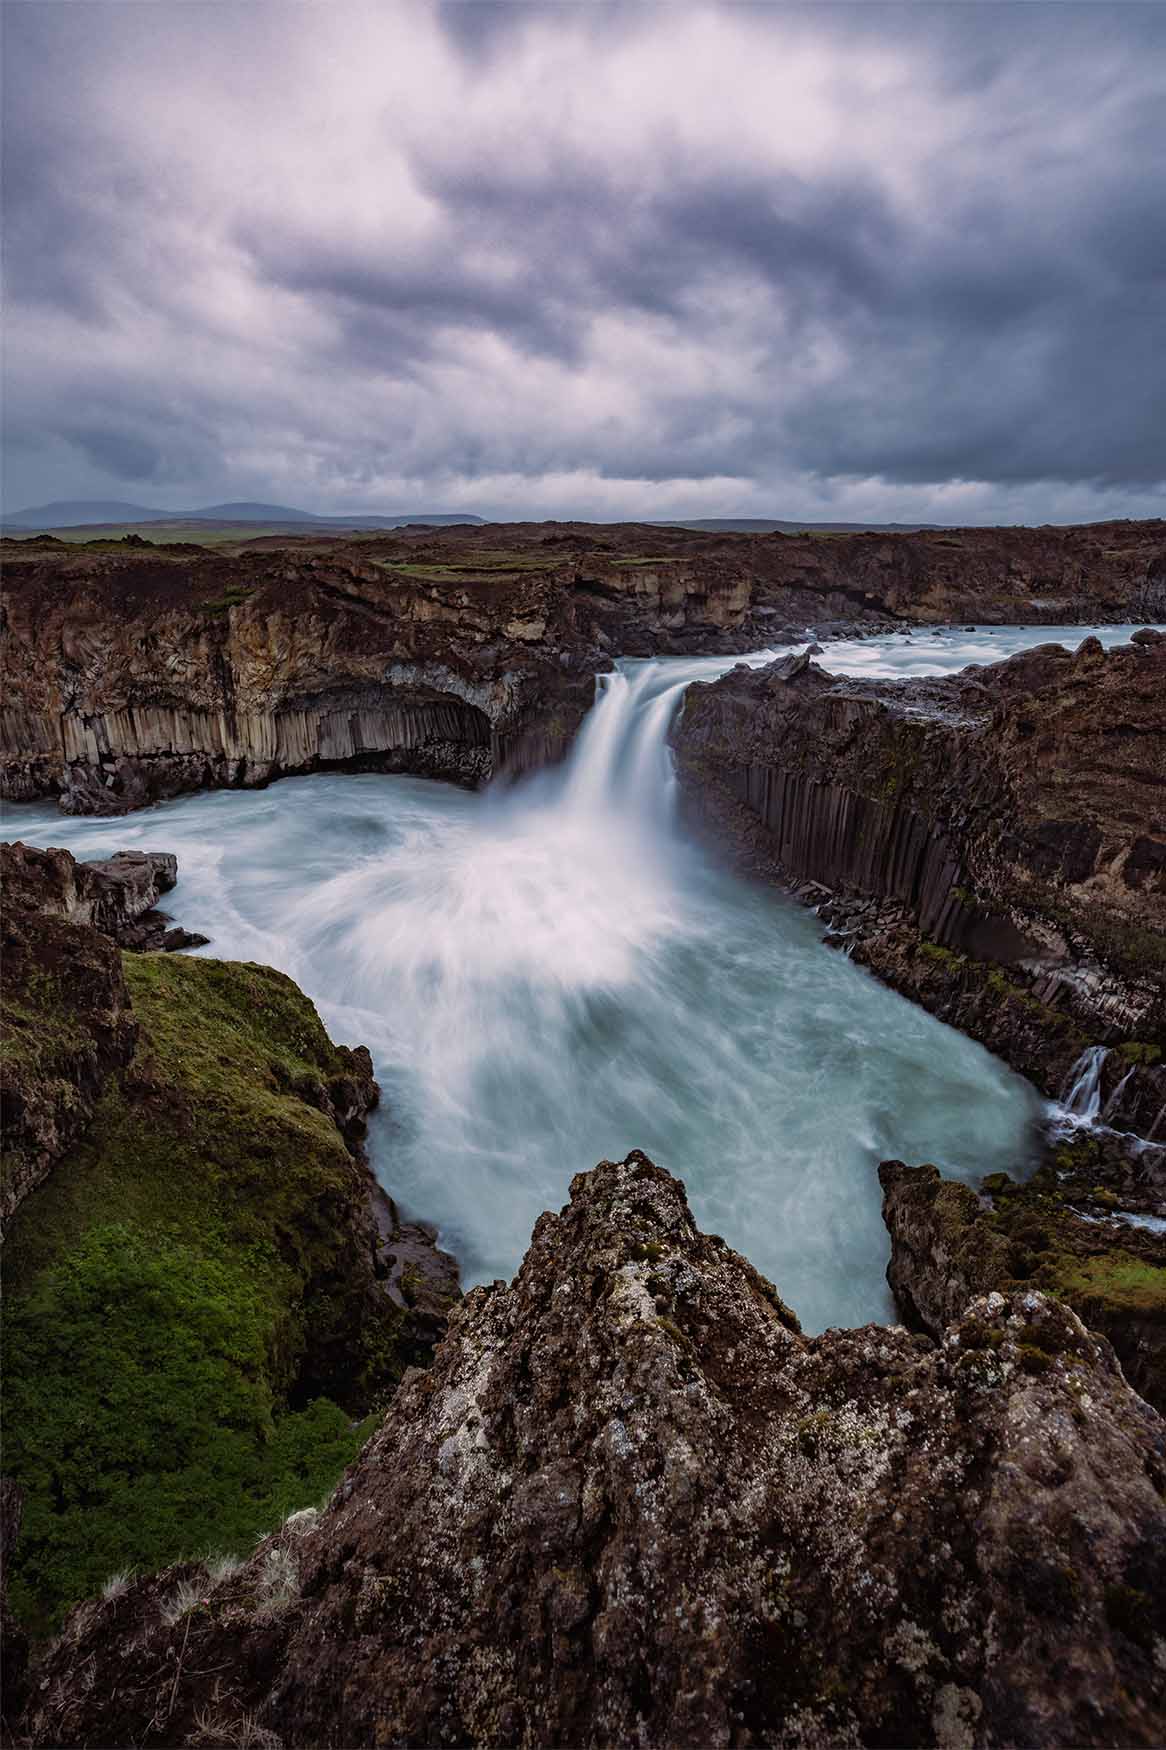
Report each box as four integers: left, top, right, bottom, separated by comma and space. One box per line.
16, 1153, 1166, 1749
673, 634, 1166, 1125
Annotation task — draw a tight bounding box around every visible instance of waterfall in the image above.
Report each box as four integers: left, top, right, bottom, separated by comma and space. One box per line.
1102, 1064, 1135, 1123
555, 657, 731, 831
1060, 1046, 1109, 1122
3, 629, 1063, 1333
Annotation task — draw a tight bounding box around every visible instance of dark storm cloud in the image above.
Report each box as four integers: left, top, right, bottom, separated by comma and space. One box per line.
3, 1, 1164, 520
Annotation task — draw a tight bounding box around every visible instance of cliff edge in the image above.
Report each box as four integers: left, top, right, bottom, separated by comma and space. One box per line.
16, 1154, 1166, 1749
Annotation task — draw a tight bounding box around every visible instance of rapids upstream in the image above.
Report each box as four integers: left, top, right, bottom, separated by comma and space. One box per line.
4, 623, 1157, 1330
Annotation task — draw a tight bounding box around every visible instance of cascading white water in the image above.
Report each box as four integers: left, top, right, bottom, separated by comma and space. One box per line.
10, 625, 1151, 1329
1060, 1046, 1109, 1123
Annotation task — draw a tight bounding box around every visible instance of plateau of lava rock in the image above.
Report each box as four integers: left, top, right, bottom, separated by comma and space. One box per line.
3, 517, 1162, 815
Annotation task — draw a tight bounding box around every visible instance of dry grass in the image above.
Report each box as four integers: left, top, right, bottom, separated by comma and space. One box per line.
185, 1704, 283, 1748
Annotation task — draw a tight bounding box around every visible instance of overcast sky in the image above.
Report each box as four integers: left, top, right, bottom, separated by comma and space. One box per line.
3, 1, 1164, 524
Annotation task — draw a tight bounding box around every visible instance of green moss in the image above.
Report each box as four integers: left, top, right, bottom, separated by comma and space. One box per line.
630, 1239, 665, 1263
1017, 1343, 1055, 1376
1052, 1252, 1166, 1314
1116, 1040, 1161, 1067
918, 940, 965, 969
199, 584, 255, 615
3, 954, 402, 1633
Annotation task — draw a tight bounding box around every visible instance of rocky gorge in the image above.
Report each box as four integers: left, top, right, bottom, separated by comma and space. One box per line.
2, 518, 1165, 1746
671, 629, 1166, 1131
2, 518, 1163, 816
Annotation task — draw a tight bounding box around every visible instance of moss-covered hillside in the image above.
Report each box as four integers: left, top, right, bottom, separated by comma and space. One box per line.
3, 952, 410, 1634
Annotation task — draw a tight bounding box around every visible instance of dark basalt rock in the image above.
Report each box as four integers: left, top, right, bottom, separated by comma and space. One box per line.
17, 1153, 1166, 1749
672, 635, 1166, 1125
3, 519, 1162, 814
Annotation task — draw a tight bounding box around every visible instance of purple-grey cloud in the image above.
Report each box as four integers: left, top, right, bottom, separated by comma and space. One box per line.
2, 1, 1164, 523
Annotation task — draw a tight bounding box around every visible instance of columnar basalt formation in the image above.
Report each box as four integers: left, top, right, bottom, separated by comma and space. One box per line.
3, 518, 1163, 815
15, 1154, 1166, 1749
0, 543, 606, 814
672, 633, 1166, 1127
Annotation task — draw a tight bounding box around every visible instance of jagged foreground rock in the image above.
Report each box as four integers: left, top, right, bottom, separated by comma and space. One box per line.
20, 1155, 1166, 1749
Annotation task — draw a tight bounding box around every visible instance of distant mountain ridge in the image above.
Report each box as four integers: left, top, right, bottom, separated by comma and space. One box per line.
2, 499, 487, 529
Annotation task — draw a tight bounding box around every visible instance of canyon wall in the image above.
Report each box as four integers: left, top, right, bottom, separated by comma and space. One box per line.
3, 518, 1163, 816
673, 634, 1166, 1129
15, 1154, 1166, 1749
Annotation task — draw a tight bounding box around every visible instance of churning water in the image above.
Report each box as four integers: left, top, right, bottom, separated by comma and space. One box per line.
5, 624, 1155, 1329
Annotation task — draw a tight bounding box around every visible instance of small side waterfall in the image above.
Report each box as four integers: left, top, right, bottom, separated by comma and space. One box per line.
1102, 1065, 1136, 1124
1060, 1046, 1109, 1122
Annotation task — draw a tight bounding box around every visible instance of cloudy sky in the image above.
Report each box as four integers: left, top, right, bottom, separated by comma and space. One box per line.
3, 1, 1164, 524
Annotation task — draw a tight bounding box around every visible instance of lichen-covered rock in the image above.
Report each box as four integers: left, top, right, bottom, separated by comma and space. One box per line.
881, 1156, 1166, 1414
19, 1153, 1166, 1749
673, 635, 1166, 1121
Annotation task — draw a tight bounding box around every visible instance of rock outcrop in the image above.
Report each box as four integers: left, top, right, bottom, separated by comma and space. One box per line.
1, 847, 460, 1633
881, 1156, 1166, 1415
1, 846, 140, 1234
15, 1153, 1166, 1749
673, 632, 1166, 1128
3, 517, 1162, 815
0, 542, 602, 814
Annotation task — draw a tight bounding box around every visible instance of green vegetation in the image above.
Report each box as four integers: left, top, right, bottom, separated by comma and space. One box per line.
44, 522, 298, 548
200, 583, 256, 615
1052, 1252, 1166, 1315
376, 553, 552, 583
3, 955, 403, 1633
1116, 1040, 1161, 1067
918, 940, 966, 970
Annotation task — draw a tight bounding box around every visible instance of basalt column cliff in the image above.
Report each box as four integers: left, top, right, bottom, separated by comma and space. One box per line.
3, 519, 1163, 815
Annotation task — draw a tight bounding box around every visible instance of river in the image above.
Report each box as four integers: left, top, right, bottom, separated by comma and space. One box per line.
4, 623, 1154, 1329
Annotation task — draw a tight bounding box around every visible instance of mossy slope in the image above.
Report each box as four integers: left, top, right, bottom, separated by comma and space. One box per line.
4, 954, 403, 1633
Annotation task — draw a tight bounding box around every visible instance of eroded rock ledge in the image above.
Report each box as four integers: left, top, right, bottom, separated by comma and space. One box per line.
4, 517, 1163, 816
672, 633, 1166, 1131
17, 1154, 1166, 1749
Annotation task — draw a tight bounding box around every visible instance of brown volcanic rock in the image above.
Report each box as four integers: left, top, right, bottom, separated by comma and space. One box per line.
18, 1153, 1166, 1750
0, 542, 602, 813
3, 519, 1162, 815
673, 634, 1166, 1119
880, 1158, 1166, 1415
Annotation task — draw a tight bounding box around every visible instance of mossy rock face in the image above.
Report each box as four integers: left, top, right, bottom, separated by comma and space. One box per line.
3, 953, 405, 1634
880, 1158, 1166, 1415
